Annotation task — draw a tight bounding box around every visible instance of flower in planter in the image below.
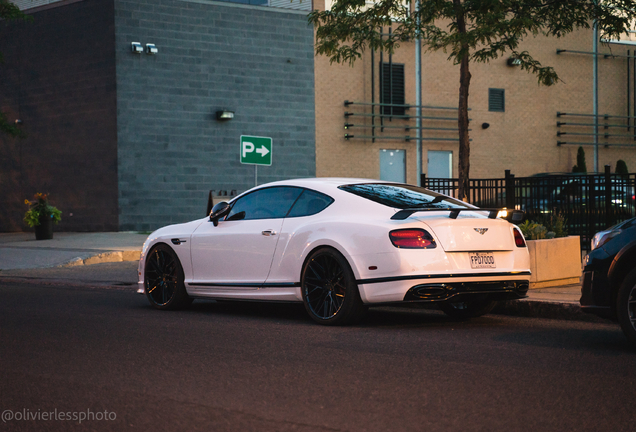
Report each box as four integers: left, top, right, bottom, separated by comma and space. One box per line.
23, 193, 62, 227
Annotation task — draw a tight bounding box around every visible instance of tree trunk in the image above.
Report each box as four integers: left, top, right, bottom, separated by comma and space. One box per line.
453, 0, 471, 202
457, 52, 471, 202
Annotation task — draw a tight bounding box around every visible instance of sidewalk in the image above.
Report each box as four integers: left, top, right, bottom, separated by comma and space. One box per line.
0, 232, 147, 270
0, 232, 594, 321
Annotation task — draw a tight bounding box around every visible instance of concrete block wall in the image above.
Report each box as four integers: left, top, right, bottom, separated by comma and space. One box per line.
115, 0, 315, 231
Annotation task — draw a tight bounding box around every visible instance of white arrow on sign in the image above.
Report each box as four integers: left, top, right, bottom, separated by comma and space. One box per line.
256, 145, 270, 157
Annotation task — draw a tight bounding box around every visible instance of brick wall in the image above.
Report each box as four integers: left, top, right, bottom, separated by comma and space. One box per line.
115, 0, 315, 231
0, 0, 118, 232
315, 14, 636, 183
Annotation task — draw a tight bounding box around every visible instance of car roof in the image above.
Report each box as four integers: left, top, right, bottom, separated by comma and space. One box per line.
249, 177, 398, 195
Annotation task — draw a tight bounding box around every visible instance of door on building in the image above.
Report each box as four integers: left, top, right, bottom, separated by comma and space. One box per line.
379, 149, 406, 182
427, 151, 453, 178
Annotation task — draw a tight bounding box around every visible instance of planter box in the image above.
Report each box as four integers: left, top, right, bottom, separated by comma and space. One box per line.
527, 236, 582, 289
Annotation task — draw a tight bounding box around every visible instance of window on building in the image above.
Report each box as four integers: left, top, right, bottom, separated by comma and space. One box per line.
427, 151, 453, 179
379, 149, 406, 183
488, 88, 505, 112
380, 63, 405, 116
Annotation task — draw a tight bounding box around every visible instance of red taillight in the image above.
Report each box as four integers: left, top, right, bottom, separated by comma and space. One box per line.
389, 229, 436, 249
513, 228, 526, 247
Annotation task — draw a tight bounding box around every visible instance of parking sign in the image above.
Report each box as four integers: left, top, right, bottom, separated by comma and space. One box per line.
240, 135, 272, 166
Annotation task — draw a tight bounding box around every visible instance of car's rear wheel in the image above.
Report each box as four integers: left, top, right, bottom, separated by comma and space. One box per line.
438, 296, 496, 320
144, 244, 192, 310
301, 247, 366, 326
617, 268, 636, 346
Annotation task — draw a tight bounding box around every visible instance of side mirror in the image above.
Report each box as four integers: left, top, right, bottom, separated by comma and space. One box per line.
209, 201, 230, 226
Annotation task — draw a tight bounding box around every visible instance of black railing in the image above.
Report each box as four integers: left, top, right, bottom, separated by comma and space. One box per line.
422, 167, 636, 251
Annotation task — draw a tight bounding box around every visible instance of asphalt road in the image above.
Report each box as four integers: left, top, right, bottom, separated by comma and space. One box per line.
1, 281, 635, 432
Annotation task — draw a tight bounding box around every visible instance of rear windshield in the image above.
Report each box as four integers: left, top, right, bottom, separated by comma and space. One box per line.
338, 183, 471, 210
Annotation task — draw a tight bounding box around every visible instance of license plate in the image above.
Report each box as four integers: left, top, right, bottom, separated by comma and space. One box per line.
469, 252, 496, 269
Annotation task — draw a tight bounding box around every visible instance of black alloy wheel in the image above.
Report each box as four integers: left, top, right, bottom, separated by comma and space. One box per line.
301, 248, 366, 325
438, 295, 497, 320
617, 268, 636, 346
144, 244, 192, 310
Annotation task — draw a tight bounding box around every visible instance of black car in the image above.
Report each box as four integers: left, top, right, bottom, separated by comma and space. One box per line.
581, 217, 636, 345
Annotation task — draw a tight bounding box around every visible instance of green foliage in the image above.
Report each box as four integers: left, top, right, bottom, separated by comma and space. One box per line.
23, 193, 62, 227
616, 159, 628, 176
572, 146, 587, 173
309, 1, 635, 83
537, 212, 568, 238
518, 220, 548, 240
0, 1, 32, 63
519, 213, 568, 240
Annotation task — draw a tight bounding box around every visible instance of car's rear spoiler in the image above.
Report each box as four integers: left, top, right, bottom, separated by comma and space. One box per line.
391, 208, 524, 223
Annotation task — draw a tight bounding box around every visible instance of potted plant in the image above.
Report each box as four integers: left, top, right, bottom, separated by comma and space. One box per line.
518, 214, 581, 288
24, 193, 62, 240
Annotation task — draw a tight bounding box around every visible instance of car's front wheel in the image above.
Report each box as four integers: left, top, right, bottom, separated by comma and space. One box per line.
438, 296, 496, 320
301, 247, 367, 325
617, 268, 636, 346
144, 244, 192, 310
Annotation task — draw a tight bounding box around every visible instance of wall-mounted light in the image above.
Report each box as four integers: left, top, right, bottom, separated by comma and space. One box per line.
481, 122, 490, 129
146, 43, 158, 55
506, 57, 521, 66
15, 119, 22, 125
216, 110, 234, 121
344, 123, 354, 129
131, 42, 143, 54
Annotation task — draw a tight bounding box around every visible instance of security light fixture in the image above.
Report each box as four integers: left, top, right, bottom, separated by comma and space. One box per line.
507, 57, 522, 66
481, 122, 490, 129
15, 119, 22, 125
131, 42, 143, 54
216, 110, 234, 121
146, 43, 158, 55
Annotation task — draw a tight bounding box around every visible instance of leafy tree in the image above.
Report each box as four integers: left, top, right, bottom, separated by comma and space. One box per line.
615, 159, 628, 176
0, 0, 31, 138
309, 0, 636, 200
572, 146, 587, 173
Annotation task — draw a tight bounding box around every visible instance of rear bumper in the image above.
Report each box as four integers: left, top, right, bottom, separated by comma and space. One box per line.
357, 272, 531, 304
580, 269, 616, 320
404, 280, 529, 302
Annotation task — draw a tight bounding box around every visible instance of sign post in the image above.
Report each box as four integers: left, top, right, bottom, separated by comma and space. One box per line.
240, 135, 272, 186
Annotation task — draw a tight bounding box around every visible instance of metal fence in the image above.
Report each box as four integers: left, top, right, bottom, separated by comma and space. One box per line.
422, 167, 636, 251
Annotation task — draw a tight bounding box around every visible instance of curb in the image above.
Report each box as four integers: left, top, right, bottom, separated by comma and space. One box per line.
61, 250, 141, 267
493, 299, 607, 323
0, 276, 138, 291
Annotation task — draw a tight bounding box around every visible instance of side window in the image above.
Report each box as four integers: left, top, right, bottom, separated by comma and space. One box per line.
287, 189, 334, 218
226, 187, 302, 221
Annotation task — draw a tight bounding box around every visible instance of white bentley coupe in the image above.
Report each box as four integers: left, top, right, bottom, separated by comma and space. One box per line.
138, 178, 531, 325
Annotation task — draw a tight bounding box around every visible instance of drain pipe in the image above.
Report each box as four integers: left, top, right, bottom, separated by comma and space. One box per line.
593, 21, 599, 172
415, 3, 422, 185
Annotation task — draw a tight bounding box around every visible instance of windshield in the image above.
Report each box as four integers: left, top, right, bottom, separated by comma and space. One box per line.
338, 183, 472, 210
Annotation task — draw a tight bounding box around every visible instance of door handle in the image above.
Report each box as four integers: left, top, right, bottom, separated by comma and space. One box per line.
262, 230, 277, 236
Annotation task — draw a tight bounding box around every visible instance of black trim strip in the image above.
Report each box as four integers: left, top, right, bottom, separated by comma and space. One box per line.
391, 207, 524, 222
189, 282, 300, 288
356, 271, 531, 285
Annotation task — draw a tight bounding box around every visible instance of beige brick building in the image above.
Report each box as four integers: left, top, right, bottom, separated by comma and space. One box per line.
314, 1, 636, 183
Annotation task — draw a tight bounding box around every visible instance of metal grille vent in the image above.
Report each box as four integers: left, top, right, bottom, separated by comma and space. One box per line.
489, 88, 505, 112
